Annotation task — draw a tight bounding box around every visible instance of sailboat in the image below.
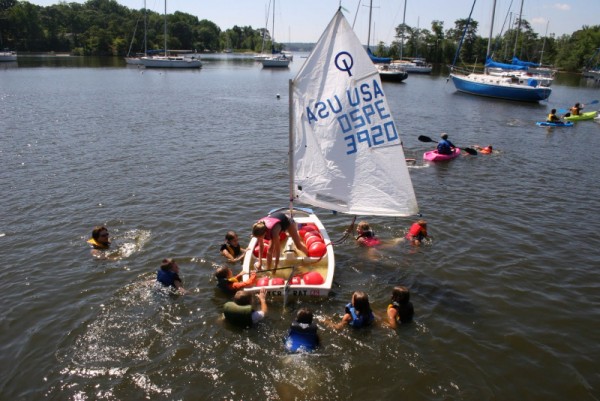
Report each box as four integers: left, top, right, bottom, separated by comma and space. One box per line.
390, 0, 432, 74
241, 9, 418, 299
449, 0, 551, 102
140, 0, 201, 68
259, 0, 290, 68
364, 0, 408, 82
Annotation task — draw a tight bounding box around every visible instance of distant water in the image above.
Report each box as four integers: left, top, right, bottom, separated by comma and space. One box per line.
1, 55, 600, 400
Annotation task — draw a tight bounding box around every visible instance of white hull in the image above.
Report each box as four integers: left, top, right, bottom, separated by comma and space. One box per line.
0, 51, 17, 62
242, 208, 334, 299
140, 56, 202, 68
260, 56, 290, 68
124, 57, 143, 65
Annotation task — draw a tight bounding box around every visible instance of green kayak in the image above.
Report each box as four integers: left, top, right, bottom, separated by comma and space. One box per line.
564, 111, 598, 121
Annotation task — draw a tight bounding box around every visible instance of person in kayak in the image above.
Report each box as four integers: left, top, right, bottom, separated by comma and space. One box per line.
220, 230, 247, 263
547, 109, 562, 123
570, 102, 583, 116
437, 133, 456, 155
252, 212, 308, 272
156, 258, 186, 294
355, 221, 381, 247
387, 286, 414, 329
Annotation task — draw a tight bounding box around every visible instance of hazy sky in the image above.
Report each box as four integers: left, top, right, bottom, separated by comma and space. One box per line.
25, 0, 599, 44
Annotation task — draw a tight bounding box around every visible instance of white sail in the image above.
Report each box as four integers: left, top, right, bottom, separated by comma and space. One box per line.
290, 10, 418, 217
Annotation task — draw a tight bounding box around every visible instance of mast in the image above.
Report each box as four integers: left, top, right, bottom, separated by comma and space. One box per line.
539, 20, 549, 65
512, 0, 524, 59
272, 0, 276, 53
288, 78, 294, 213
400, 0, 407, 60
143, 0, 147, 56
486, 0, 497, 60
163, 0, 167, 56
367, 0, 373, 49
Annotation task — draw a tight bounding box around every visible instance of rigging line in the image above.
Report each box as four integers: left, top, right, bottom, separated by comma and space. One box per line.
449, 0, 478, 72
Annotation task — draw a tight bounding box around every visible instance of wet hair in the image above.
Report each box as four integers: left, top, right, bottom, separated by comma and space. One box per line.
91, 225, 108, 240
215, 265, 231, 279
416, 219, 427, 227
391, 286, 411, 305
296, 307, 313, 324
225, 231, 237, 241
487, 145, 493, 150
551, 109, 557, 113
352, 291, 372, 316
357, 221, 371, 232
252, 221, 267, 237
160, 258, 175, 271
234, 290, 252, 306
575, 102, 580, 107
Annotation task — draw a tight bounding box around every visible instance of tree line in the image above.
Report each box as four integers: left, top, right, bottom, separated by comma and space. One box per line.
1, 0, 599, 71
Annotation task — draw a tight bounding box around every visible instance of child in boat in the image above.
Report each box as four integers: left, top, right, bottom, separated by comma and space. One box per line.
156, 258, 186, 294
284, 307, 320, 353
87, 225, 111, 258
223, 288, 267, 328
570, 102, 583, 116
387, 286, 414, 329
252, 212, 308, 271
437, 133, 456, 155
406, 220, 429, 246
547, 109, 562, 123
355, 221, 381, 247
214, 265, 256, 296
329, 291, 375, 329
220, 230, 247, 263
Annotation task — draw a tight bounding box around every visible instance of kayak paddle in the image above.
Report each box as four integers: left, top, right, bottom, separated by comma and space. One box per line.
558, 99, 598, 114
417, 135, 478, 156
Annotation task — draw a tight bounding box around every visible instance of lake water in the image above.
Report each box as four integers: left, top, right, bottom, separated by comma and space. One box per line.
1, 54, 600, 401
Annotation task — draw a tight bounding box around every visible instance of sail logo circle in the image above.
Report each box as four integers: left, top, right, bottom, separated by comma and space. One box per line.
335, 51, 354, 76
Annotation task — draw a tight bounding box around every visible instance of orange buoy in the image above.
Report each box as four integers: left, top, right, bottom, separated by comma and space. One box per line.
308, 241, 327, 257
303, 271, 324, 285
270, 277, 285, 285
305, 235, 323, 249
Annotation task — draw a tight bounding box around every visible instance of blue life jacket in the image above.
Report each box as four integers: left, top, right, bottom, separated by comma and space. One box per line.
437, 139, 453, 155
346, 303, 374, 328
285, 322, 319, 352
157, 269, 177, 287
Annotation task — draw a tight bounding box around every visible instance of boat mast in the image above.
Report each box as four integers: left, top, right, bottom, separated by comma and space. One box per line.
288, 78, 294, 213
539, 20, 549, 65
272, 0, 276, 53
163, 0, 167, 56
486, 0, 497, 61
367, 0, 373, 49
400, 0, 407, 60
512, 0, 524, 59
143, 0, 147, 56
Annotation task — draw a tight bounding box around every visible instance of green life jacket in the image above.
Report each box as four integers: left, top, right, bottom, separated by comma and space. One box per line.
223, 301, 253, 328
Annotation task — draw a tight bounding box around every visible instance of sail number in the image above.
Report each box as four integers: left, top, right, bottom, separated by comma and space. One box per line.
339, 99, 399, 154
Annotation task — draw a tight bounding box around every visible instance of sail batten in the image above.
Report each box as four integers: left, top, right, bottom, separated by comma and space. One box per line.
290, 10, 418, 217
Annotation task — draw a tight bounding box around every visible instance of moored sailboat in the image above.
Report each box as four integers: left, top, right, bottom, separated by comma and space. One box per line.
140, 0, 201, 69
449, 0, 551, 102
242, 8, 418, 300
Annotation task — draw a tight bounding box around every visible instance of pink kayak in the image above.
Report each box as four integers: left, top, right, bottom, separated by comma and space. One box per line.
423, 148, 461, 162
